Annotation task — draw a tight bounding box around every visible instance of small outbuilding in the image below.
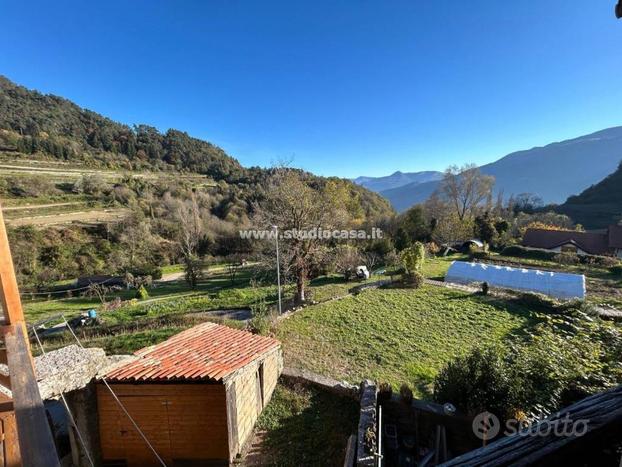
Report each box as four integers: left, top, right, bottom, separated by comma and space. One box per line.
97, 323, 283, 467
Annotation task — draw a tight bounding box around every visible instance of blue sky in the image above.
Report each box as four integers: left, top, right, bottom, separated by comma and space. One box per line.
1, 0, 621, 178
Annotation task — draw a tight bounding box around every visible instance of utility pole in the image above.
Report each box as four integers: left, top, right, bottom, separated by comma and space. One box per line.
272, 225, 282, 314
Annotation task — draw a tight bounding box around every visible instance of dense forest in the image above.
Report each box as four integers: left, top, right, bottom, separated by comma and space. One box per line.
0, 76, 245, 180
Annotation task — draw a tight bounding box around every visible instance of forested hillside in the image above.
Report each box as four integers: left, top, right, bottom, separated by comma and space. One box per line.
0, 76, 246, 180
0, 76, 393, 288
556, 162, 622, 229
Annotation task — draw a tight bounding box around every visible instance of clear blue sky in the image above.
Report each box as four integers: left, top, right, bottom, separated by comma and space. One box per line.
1, 0, 621, 178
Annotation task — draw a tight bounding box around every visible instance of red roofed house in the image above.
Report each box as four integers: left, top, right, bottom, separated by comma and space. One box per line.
522, 225, 622, 258
97, 322, 282, 467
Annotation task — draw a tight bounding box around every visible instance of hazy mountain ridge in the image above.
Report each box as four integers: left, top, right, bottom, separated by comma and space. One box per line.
353, 170, 442, 192
377, 127, 622, 212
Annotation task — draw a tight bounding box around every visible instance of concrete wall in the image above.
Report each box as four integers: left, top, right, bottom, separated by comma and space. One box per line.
66, 383, 103, 467
225, 347, 283, 461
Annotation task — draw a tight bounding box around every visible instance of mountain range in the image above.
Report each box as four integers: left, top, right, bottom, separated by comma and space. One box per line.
356, 127, 622, 212
353, 171, 442, 193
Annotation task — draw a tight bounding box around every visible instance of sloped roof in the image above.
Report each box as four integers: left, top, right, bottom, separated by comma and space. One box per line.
104, 323, 280, 383
522, 228, 610, 255
608, 225, 622, 249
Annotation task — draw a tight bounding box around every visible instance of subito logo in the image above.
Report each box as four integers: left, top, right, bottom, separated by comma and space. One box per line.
472, 412, 500, 440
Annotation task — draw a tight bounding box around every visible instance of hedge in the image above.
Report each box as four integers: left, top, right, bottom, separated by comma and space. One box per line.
503, 245, 620, 268
501, 245, 557, 261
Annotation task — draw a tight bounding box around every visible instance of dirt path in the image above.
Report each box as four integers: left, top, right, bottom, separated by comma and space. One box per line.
159, 271, 185, 282
2, 202, 84, 211
6, 208, 129, 226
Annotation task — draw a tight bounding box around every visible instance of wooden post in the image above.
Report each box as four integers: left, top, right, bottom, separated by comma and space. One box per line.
0, 207, 27, 328
0, 201, 60, 466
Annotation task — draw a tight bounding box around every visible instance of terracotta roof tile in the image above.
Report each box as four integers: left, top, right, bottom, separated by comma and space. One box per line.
104, 323, 280, 383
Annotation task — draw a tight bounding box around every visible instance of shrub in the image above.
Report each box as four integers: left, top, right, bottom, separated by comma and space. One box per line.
399, 384, 413, 405
585, 255, 619, 268
249, 315, 272, 335
404, 271, 424, 289
511, 292, 561, 313
135, 285, 149, 300
575, 254, 618, 268
434, 313, 622, 420
400, 242, 425, 274
553, 252, 580, 265
610, 265, 622, 276
470, 251, 490, 261
378, 382, 393, 402
434, 346, 518, 419
425, 242, 441, 257
249, 295, 274, 335
501, 245, 556, 261
481, 282, 489, 296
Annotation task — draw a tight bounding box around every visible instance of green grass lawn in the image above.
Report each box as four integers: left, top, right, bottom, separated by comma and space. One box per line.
252, 380, 358, 467
421, 255, 466, 279
276, 284, 540, 396
25, 267, 381, 324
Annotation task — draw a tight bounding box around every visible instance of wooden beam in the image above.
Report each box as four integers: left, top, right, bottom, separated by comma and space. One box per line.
0, 401, 14, 413
0, 204, 26, 327
0, 348, 7, 365
5, 324, 60, 467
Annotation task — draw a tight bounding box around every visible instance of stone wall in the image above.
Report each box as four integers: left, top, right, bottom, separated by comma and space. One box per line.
356, 380, 378, 467
281, 367, 358, 399
227, 347, 283, 460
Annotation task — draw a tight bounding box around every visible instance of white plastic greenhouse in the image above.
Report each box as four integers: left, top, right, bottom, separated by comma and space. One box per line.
444, 261, 586, 300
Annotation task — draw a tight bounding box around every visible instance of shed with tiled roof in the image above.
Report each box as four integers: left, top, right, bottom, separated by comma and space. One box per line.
96, 322, 283, 467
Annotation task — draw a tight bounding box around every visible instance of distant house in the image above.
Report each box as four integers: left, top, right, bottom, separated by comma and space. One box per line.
97, 323, 283, 466
522, 225, 622, 258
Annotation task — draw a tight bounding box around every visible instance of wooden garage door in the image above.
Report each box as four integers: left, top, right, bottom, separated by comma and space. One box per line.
98, 384, 229, 467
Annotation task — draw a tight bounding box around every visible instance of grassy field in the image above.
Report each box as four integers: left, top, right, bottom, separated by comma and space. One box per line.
28, 252, 620, 392
24, 265, 382, 324
276, 284, 540, 396
250, 380, 358, 467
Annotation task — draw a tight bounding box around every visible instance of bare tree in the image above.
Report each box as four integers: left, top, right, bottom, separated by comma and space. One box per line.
334, 245, 363, 281
225, 253, 244, 285
254, 169, 347, 303
86, 283, 120, 305
174, 195, 206, 288
363, 250, 381, 273
440, 164, 495, 221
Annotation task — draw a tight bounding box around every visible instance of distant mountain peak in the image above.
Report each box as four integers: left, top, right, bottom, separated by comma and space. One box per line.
353, 170, 443, 193
379, 126, 622, 212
